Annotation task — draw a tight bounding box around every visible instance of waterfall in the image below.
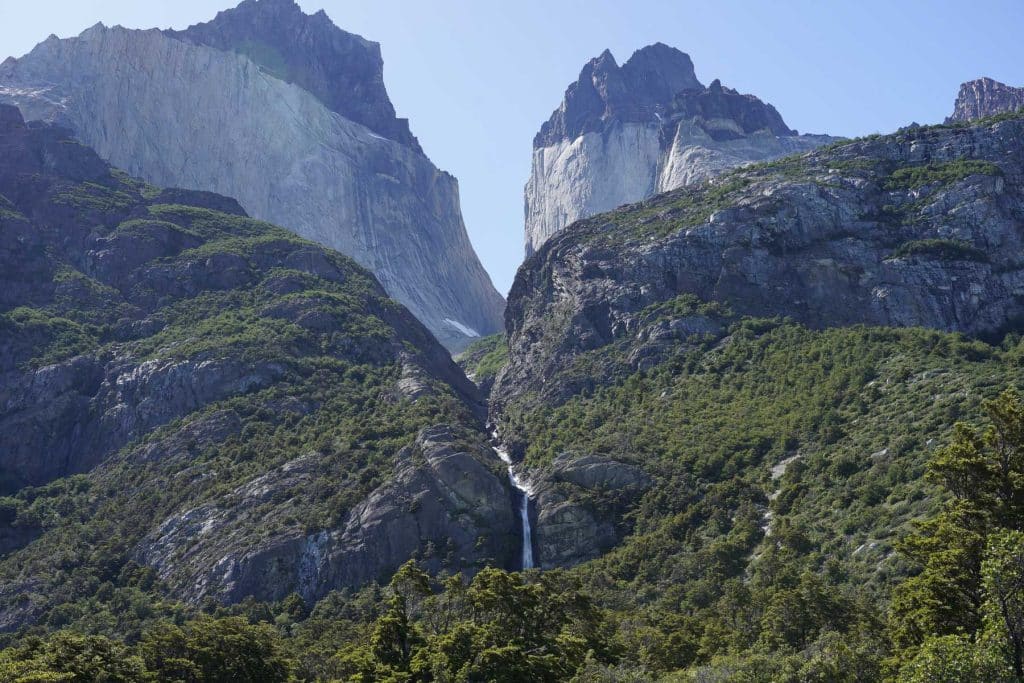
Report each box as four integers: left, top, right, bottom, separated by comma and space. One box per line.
490, 429, 534, 570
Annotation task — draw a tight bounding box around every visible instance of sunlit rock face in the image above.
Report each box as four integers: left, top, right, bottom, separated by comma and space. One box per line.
0, 0, 504, 351
524, 43, 834, 255
947, 77, 1024, 123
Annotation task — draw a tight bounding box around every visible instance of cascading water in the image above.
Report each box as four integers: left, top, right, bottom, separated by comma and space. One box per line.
490, 428, 534, 570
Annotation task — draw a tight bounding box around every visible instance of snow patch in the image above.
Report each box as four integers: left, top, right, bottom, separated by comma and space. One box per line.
444, 318, 480, 338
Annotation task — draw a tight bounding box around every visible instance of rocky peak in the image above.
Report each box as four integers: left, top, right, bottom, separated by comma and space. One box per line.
533, 42, 799, 148
620, 42, 702, 103
525, 44, 830, 255
947, 77, 1024, 123
535, 43, 702, 147
672, 79, 794, 139
166, 0, 420, 151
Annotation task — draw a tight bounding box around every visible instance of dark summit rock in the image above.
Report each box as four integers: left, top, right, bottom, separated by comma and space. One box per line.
525, 43, 833, 255
535, 43, 704, 147
533, 43, 796, 149
947, 77, 1024, 123
0, 105, 24, 130
672, 80, 793, 139
167, 0, 420, 151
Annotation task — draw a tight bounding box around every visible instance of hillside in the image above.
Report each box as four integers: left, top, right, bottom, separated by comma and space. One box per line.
486, 111, 1024, 678
3, 91, 1024, 683
0, 104, 526, 638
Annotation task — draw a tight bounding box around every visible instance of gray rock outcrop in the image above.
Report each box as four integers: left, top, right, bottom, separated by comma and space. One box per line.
531, 453, 652, 569
0, 0, 504, 351
524, 44, 834, 255
948, 77, 1024, 123
138, 425, 518, 604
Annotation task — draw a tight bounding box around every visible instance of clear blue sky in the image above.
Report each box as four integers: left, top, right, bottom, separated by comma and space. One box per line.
2, 0, 1023, 295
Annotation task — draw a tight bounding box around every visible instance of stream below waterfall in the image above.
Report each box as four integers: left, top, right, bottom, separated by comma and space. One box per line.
490, 429, 534, 569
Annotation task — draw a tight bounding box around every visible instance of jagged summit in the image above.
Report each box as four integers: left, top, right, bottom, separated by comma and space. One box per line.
525, 43, 833, 255
534, 43, 800, 148
947, 76, 1024, 123
535, 43, 703, 147
166, 0, 420, 150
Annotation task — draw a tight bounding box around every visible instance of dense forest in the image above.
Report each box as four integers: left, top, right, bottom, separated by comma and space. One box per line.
3, 323, 1024, 680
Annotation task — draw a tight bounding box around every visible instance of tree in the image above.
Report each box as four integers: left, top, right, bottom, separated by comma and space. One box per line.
0, 631, 147, 682
140, 616, 291, 682
898, 635, 1012, 683
890, 388, 1024, 675
982, 529, 1024, 679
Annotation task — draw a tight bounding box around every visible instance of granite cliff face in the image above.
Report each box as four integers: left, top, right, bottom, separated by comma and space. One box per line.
524, 44, 834, 255
167, 0, 420, 150
498, 114, 1024, 438
0, 0, 503, 351
529, 453, 651, 569
948, 77, 1024, 123
0, 108, 527, 626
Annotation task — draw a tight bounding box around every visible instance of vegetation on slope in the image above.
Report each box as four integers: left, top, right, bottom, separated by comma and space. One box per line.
455, 333, 508, 393
0, 114, 482, 652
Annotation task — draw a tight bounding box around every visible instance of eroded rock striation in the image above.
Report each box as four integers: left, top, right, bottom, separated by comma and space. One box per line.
0, 0, 503, 351
948, 77, 1024, 123
524, 43, 834, 255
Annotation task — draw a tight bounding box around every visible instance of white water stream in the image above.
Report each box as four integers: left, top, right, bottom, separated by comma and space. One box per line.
490, 428, 534, 569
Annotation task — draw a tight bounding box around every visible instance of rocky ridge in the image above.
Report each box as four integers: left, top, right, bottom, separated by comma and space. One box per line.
499, 113, 1024, 436
0, 0, 504, 351
525, 43, 834, 255
948, 77, 1024, 123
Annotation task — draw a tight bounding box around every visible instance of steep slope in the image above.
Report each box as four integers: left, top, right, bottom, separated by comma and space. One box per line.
483, 111, 1024, 675
948, 76, 1024, 122
524, 43, 834, 255
0, 0, 504, 352
499, 109, 1024, 576
167, 0, 420, 150
0, 105, 518, 630
502, 113, 1024, 422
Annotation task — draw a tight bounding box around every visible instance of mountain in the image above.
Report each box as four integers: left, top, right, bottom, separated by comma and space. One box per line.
524, 43, 835, 255
3, 90, 1024, 683
0, 105, 521, 629
947, 76, 1024, 122
0, 0, 504, 352
485, 110, 1024, 678
502, 112, 1024, 425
